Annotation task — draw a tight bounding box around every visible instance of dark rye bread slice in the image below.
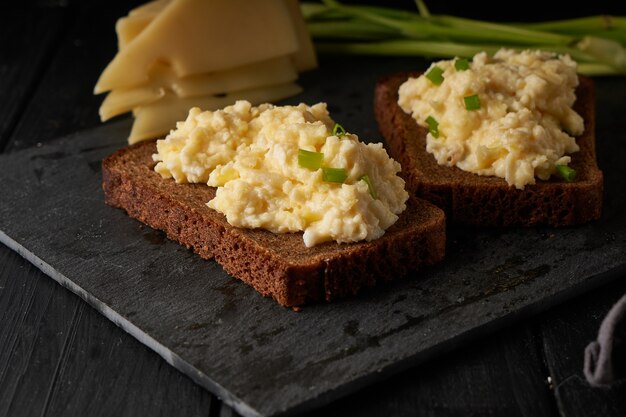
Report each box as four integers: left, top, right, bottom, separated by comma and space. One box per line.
102, 140, 446, 307
374, 72, 603, 227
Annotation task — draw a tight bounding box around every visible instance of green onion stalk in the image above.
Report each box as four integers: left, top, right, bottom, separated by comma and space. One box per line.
302, 0, 626, 76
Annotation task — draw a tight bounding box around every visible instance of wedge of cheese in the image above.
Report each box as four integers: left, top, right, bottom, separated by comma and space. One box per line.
116, 14, 155, 50
99, 86, 165, 122
116, 0, 170, 50
95, 0, 300, 93
128, 0, 171, 16
116, 0, 315, 73
284, 0, 317, 72
96, 0, 317, 143
99, 57, 298, 121
170, 57, 297, 97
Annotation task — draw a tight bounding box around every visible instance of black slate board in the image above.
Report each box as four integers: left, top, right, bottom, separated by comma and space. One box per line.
1, 58, 626, 417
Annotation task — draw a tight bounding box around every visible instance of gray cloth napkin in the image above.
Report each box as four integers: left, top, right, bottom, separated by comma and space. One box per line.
584, 294, 626, 387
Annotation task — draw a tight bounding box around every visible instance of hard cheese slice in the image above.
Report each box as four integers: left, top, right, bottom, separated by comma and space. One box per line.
95, 0, 299, 93
117, 0, 316, 72
116, 0, 170, 49
99, 86, 165, 122
128, 0, 171, 16
116, 14, 155, 50
99, 57, 298, 121
283, 0, 317, 72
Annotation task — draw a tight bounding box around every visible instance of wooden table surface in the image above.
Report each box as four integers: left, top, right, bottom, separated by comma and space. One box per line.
1, 1, 626, 416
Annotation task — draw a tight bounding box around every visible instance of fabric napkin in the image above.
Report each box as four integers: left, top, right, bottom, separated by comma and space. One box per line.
584, 294, 626, 387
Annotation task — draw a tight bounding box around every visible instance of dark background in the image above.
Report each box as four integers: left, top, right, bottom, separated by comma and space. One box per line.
349, 0, 626, 20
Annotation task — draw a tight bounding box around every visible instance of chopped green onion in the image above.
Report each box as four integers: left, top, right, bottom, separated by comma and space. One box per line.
360, 174, 377, 198
332, 123, 346, 137
464, 94, 481, 110
425, 65, 444, 85
322, 167, 348, 183
298, 149, 324, 170
425, 115, 439, 138
455, 58, 470, 70
556, 164, 576, 182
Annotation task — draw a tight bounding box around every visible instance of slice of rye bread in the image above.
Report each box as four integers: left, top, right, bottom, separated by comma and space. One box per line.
102, 140, 446, 307
374, 72, 603, 227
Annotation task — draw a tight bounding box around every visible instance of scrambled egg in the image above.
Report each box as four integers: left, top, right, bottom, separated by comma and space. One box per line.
153, 100, 408, 247
398, 49, 583, 189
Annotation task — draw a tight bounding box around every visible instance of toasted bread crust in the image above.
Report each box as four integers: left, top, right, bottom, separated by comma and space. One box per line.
102, 141, 446, 307
374, 72, 603, 227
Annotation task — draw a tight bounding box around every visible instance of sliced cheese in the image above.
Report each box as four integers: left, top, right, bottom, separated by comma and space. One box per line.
106, 56, 296, 100
129, 83, 302, 144
95, 0, 299, 94
99, 86, 165, 121
283, 0, 318, 72
118, 0, 172, 49
119, 0, 316, 72
116, 14, 155, 50
128, 0, 171, 17
171, 57, 297, 97
98, 58, 297, 119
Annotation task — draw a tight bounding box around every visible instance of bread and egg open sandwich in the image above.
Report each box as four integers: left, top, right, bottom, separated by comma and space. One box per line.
102, 101, 446, 307
375, 49, 603, 226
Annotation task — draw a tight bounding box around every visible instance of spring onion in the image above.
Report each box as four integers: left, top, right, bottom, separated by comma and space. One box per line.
425, 115, 439, 138
298, 149, 324, 170
303, 0, 626, 76
360, 174, 377, 198
323, 167, 348, 183
333, 123, 347, 137
425, 65, 444, 85
455, 58, 470, 71
464, 94, 481, 110
556, 164, 577, 181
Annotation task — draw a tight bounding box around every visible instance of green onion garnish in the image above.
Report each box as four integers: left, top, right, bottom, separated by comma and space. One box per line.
455, 58, 470, 71
556, 164, 576, 182
298, 149, 324, 170
360, 174, 377, 199
425, 115, 440, 138
332, 123, 346, 137
464, 94, 481, 110
303, 2, 626, 77
322, 167, 347, 183
425, 66, 444, 85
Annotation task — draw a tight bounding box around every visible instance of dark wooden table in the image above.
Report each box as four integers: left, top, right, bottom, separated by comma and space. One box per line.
1, 1, 626, 416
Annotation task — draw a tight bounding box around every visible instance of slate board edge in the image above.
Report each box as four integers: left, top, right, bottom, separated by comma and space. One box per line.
3, 224, 624, 417
0, 230, 261, 417
277, 262, 626, 417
